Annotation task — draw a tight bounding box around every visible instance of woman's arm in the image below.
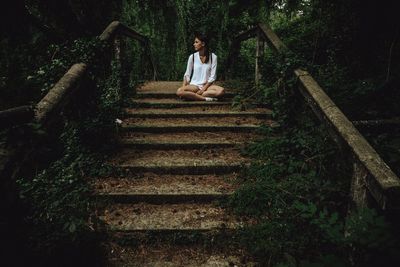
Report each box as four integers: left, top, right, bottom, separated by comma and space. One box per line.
198, 54, 217, 93
183, 54, 193, 86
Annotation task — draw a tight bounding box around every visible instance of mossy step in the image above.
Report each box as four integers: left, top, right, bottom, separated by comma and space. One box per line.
114, 162, 245, 175
135, 91, 236, 99
92, 174, 236, 203
119, 116, 277, 133
136, 81, 235, 93
97, 203, 241, 232
130, 98, 232, 108
121, 125, 262, 133
119, 139, 242, 149
104, 242, 256, 267
108, 148, 247, 174
119, 131, 262, 149
125, 106, 270, 114
124, 109, 272, 118
121, 131, 261, 143
122, 116, 268, 126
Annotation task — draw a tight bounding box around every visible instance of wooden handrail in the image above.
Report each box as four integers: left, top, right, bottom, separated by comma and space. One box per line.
1, 21, 157, 197
256, 23, 400, 210
257, 23, 287, 52
224, 27, 259, 79
99, 21, 157, 80
35, 63, 87, 123
2, 21, 156, 130
0, 106, 34, 129
295, 69, 400, 209
227, 23, 400, 210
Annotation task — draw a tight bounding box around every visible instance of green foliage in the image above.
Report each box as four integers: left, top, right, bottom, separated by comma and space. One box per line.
229, 28, 399, 265
11, 33, 127, 260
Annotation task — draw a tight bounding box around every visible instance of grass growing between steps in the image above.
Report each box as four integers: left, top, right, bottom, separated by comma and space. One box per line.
227, 51, 400, 266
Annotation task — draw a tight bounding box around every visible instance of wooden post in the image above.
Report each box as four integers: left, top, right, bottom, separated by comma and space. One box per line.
350, 160, 370, 210
113, 36, 128, 95
255, 30, 263, 87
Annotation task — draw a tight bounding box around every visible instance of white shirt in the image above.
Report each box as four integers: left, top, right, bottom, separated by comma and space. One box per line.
183, 52, 217, 89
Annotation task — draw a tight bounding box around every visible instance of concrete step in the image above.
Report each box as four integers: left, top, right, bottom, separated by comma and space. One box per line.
92, 174, 236, 203
136, 81, 238, 93
107, 148, 247, 174
119, 131, 261, 149
119, 116, 275, 133
97, 203, 241, 232
121, 124, 262, 133
104, 243, 255, 267
119, 117, 272, 135
124, 108, 272, 118
119, 139, 242, 149
135, 91, 236, 99
130, 98, 233, 108
122, 117, 267, 126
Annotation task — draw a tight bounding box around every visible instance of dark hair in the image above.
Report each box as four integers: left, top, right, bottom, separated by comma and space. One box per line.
194, 33, 211, 64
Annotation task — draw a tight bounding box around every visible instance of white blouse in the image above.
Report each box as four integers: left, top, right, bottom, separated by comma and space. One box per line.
183, 52, 217, 89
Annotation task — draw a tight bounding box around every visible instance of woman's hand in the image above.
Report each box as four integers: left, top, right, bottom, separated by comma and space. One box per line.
196, 89, 205, 95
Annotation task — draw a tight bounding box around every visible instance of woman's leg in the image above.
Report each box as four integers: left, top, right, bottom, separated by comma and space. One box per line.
202, 85, 225, 98
176, 85, 206, 101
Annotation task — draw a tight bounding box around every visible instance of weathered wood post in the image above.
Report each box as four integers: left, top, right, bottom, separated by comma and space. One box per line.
350, 160, 371, 210
255, 29, 264, 88
113, 36, 128, 98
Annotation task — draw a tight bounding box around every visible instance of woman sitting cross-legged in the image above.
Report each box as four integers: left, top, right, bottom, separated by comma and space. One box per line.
176, 33, 224, 101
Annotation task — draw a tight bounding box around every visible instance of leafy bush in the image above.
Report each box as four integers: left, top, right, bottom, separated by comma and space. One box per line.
12, 36, 126, 263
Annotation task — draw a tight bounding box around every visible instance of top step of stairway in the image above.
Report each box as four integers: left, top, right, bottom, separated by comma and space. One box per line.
137, 81, 239, 94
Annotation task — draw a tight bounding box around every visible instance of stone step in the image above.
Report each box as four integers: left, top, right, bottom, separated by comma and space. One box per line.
125, 106, 270, 113
107, 148, 247, 174
119, 139, 242, 149
124, 108, 272, 118
92, 174, 236, 203
123, 116, 267, 126
136, 81, 236, 93
119, 116, 274, 133
119, 117, 271, 135
121, 124, 261, 133
104, 243, 255, 267
130, 98, 233, 108
119, 131, 261, 149
97, 203, 241, 232
135, 91, 236, 99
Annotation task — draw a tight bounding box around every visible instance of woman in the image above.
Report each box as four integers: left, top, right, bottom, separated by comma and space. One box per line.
176, 33, 224, 101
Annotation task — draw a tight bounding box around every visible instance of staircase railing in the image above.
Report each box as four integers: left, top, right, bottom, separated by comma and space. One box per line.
99, 21, 158, 81
226, 23, 400, 211
0, 20, 156, 196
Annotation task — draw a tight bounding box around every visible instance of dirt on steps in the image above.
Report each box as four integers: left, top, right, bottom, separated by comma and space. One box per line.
122, 116, 270, 127
104, 242, 256, 267
136, 81, 236, 93
92, 81, 270, 265
98, 203, 241, 232
120, 131, 262, 144
125, 106, 271, 114
92, 173, 237, 195
107, 148, 248, 167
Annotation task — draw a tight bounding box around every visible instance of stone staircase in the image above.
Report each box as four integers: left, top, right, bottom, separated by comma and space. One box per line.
92, 81, 273, 266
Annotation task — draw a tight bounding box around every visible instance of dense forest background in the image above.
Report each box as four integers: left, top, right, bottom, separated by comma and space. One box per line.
1, 0, 399, 110
1, 0, 400, 266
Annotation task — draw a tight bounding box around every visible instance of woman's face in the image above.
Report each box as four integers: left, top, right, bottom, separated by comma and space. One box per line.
193, 38, 205, 51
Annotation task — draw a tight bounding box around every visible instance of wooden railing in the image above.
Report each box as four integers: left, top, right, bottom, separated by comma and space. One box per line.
226, 23, 400, 211
0, 106, 34, 128
99, 21, 157, 81
0, 21, 156, 180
